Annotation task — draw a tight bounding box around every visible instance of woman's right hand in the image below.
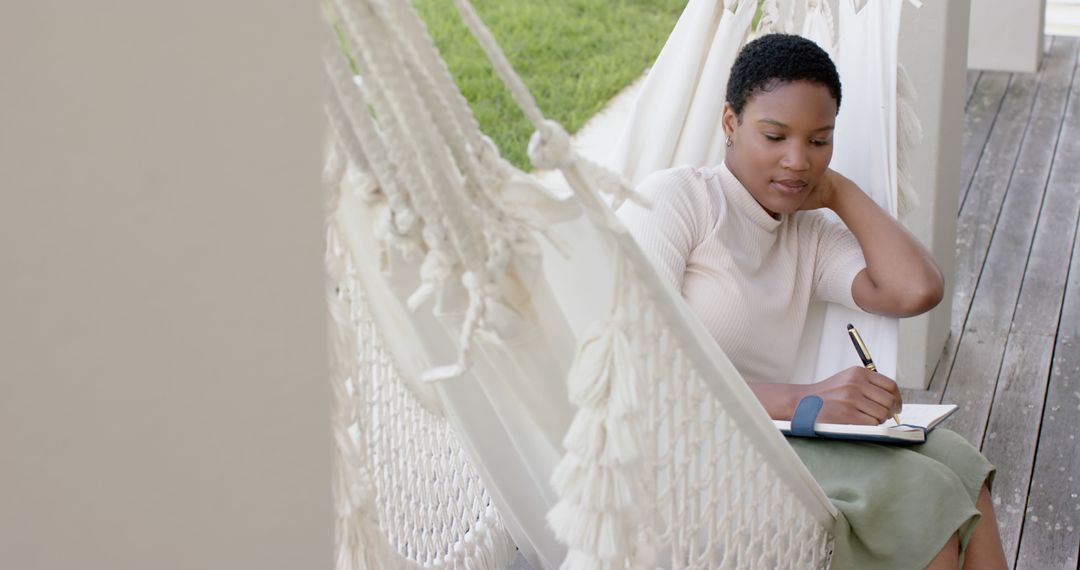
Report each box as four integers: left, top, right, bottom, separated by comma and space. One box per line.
804, 366, 902, 425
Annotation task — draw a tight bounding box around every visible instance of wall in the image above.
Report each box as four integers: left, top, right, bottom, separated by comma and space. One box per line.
969, 0, 1045, 72
0, 2, 332, 569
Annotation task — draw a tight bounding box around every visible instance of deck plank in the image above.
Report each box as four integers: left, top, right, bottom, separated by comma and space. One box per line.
965, 70, 982, 109
981, 333, 1057, 564
958, 72, 1011, 211
1016, 213, 1080, 569
899, 387, 940, 405
953, 70, 1042, 330
922, 329, 954, 401
936, 329, 1006, 443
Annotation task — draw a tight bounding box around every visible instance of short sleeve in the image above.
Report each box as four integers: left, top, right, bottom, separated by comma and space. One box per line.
811, 213, 866, 310
617, 167, 714, 292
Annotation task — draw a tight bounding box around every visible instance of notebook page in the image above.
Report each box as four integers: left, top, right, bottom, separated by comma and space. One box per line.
892, 404, 958, 430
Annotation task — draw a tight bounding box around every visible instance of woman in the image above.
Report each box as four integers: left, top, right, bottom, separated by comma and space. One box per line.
620, 34, 1007, 569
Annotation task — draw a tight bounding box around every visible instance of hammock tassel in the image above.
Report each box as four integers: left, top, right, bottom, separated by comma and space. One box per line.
548, 298, 644, 567
803, 0, 837, 57
755, 0, 782, 35
896, 63, 923, 218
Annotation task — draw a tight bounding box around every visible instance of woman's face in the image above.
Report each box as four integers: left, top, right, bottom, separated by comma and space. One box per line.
722, 80, 837, 217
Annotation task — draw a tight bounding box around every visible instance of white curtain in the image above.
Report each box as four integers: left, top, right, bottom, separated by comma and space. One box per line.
607, 0, 757, 186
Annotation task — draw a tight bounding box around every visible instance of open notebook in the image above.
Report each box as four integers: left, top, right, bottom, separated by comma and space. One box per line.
776, 403, 958, 444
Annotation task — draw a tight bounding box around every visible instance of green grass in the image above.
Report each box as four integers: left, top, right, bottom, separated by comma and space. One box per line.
413, 0, 688, 169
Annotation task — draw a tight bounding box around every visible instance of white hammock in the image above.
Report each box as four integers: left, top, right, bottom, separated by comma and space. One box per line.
324, 0, 920, 568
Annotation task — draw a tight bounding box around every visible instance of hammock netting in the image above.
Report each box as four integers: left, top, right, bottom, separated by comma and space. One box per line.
323, 0, 921, 568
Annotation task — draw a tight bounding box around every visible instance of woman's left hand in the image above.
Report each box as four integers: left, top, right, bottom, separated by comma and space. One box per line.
798, 168, 847, 211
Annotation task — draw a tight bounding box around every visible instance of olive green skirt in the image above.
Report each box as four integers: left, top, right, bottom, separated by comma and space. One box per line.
786, 428, 995, 570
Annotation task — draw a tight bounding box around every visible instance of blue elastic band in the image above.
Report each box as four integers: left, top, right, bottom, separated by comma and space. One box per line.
791, 395, 824, 437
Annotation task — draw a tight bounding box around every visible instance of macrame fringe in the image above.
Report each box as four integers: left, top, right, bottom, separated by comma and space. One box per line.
565, 322, 640, 414
755, 0, 782, 35
896, 63, 923, 218
547, 265, 645, 568
560, 409, 640, 466
324, 140, 348, 219
802, 0, 836, 57
550, 453, 637, 511
784, 0, 797, 34
327, 227, 405, 570
334, 500, 404, 570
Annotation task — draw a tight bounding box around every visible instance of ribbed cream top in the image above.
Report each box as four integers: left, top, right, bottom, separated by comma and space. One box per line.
619, 163, 866, 384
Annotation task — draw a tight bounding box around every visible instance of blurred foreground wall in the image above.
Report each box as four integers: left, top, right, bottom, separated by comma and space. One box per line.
0, 3, 331, 569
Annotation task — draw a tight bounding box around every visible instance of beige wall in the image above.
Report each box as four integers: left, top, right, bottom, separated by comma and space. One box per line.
0, 3, 331, 569
969, 0, 1045, 72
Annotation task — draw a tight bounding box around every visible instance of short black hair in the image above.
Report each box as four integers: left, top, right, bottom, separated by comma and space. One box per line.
725, 33, 841, 118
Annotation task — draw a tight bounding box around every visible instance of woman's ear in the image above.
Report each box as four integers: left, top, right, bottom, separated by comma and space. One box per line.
721, 103, 737, 139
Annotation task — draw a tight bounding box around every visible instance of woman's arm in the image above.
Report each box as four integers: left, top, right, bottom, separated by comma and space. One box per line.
816, 170, 945, 317
619, 168, 714, 292
752, 170, 922, 424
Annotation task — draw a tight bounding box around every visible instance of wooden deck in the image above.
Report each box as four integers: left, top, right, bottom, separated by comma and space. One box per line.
903, 35, 1080, 568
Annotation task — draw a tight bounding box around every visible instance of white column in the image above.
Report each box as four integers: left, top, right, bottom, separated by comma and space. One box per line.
969, 0, 1046, 72
895, 0, 972, 389
0, 2, 331, 569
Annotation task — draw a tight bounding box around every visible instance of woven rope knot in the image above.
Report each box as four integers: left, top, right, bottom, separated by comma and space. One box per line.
475, 134, 504, 168
407, 249, 457, 311
343, 161, 379, 200
527, 120, 574, 171
755, 0, 781, 34
461, 270, 482, 293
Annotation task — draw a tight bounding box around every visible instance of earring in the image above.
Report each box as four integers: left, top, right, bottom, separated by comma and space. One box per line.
726, 137, 733, 148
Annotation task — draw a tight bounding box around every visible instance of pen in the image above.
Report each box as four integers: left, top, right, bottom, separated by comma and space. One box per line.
847, 324, 902, 426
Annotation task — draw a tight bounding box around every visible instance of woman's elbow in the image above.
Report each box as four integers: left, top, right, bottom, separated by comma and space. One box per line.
897, 276, 945, 316
857, 266, 945, 317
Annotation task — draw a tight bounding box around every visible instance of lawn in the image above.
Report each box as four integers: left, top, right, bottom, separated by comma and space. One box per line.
413, 0, 689, 170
